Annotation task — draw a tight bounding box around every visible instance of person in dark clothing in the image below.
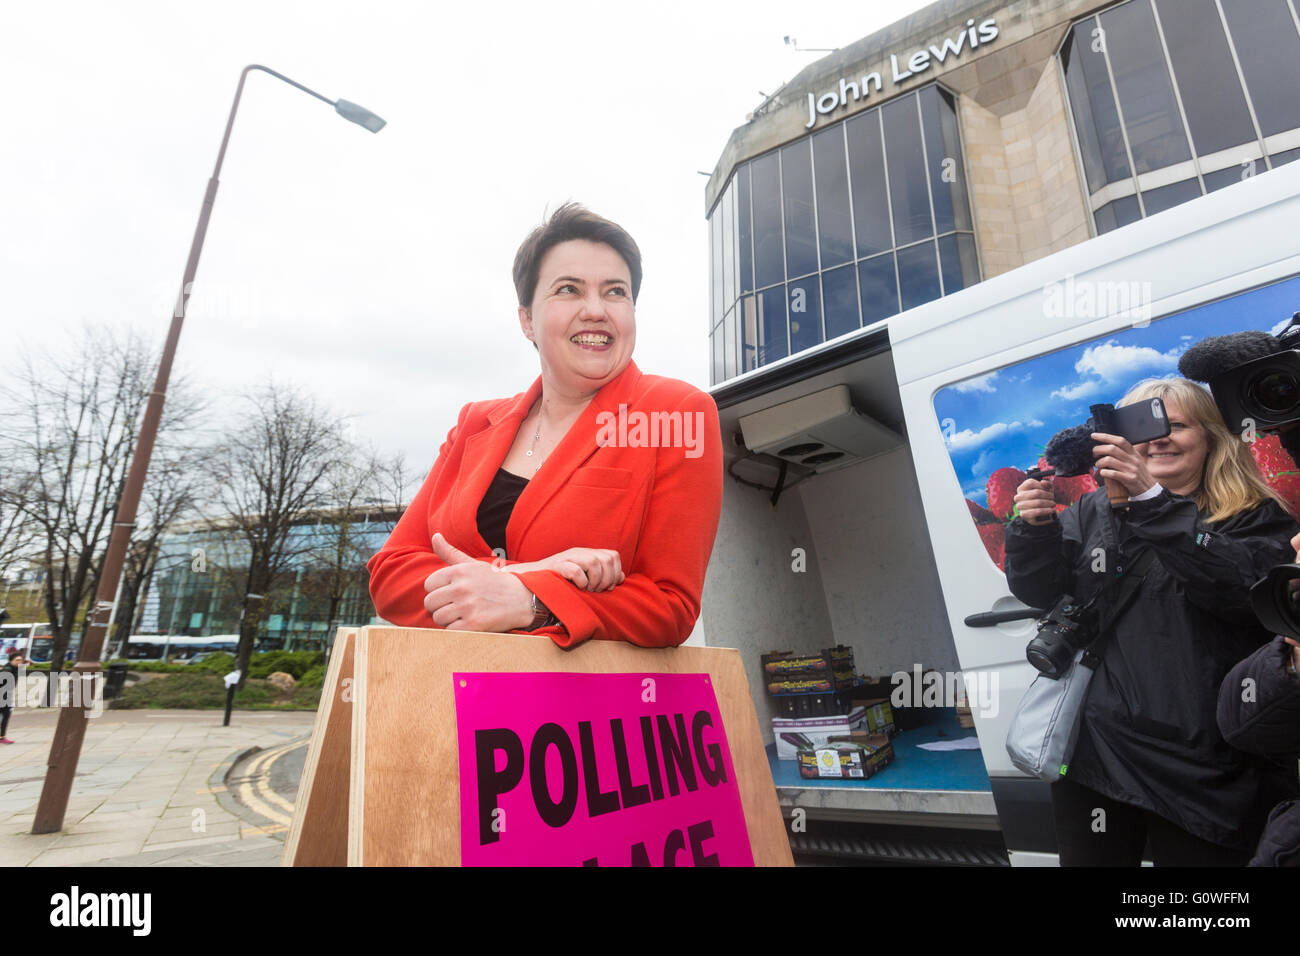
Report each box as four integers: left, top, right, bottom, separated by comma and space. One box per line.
1, 652, 25, 744
1217, 528, 1300, 867
1006, 377, 1299, 865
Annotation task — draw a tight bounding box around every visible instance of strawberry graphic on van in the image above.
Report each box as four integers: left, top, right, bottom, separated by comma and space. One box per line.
1250, 434, 1300, 516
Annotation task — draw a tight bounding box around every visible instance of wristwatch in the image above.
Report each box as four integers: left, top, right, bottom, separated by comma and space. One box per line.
528, 590, 558, 630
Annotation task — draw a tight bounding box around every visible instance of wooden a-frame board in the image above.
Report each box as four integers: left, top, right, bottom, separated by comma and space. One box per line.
283, 626, 793, 866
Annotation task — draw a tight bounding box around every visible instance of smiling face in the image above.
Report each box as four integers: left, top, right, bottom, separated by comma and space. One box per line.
519, 239, 636, 396
1135, 399, 1209, 496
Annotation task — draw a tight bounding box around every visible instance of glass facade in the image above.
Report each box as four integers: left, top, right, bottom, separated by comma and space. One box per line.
138, 516, 396, 651
1062, 0, 1300, 235
708, 84, 980, 384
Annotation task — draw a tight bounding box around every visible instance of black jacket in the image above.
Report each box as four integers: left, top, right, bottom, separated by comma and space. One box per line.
1005, 487, 1299, 850
0, 663, 18, 710
1217, 636, 1300, 865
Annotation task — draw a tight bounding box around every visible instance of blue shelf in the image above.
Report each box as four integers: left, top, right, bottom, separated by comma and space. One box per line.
767, 708, 992, 792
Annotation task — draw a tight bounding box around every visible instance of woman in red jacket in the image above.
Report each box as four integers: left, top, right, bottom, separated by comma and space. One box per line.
367, 204, 723, 649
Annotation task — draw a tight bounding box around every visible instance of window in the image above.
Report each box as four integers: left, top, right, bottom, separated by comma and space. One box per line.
1061, 0, 1300, 233
707, 84, 980, 383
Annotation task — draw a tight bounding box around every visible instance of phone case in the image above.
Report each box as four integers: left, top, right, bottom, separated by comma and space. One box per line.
1093, 399, 1171, 445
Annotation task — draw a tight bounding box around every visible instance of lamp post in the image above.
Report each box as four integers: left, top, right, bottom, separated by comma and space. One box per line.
32, 65, 384, 834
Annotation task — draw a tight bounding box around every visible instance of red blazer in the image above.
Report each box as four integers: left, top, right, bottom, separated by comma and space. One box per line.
367, 361, 723, 649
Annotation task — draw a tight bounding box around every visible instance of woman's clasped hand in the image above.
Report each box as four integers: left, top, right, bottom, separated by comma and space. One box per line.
421, 533, 625, 632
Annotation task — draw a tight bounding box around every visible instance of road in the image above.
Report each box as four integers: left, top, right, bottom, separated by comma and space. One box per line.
227, 736, 309, 829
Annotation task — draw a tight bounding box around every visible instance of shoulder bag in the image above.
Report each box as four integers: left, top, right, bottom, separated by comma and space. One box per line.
1006, 548, 1157, 782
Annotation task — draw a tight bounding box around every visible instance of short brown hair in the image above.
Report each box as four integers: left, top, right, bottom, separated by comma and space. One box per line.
512, 203, 643, 308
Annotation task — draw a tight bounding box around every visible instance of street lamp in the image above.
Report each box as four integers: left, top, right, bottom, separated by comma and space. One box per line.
32, 65, 384, 835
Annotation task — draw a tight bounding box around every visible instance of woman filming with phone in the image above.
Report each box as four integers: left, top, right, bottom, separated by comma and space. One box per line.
1005, 377, 1299, 865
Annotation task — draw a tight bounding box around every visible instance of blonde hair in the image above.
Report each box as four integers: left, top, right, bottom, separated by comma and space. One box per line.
1117, 377, 1286, 522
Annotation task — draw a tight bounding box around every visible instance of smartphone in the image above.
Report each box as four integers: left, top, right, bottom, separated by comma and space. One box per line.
1091, 399, 1171, 445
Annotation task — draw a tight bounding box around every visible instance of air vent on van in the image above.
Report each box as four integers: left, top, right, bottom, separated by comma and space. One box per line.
738, 385, 902, 472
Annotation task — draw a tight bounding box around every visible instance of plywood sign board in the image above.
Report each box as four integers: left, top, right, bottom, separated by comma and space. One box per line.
282, 629, 355, 866
285, 626, 792, 867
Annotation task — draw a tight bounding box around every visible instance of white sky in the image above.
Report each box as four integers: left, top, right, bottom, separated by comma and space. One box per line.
0, 0, 933, 476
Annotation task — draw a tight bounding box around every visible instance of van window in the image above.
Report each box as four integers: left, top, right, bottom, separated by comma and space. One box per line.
932, 274, 1300, 569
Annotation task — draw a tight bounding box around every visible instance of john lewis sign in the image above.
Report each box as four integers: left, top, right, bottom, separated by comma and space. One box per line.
804, 17, 999, 128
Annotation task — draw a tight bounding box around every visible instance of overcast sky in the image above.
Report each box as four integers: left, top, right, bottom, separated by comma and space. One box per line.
0, 0, 932, 477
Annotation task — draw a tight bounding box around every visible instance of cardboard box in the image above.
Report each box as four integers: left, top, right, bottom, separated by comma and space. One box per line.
850, 697, 897, 739
763, 647, 858, 693
796, 733, 895, 780
772, 706, 866, 760
773, 691, 853, 719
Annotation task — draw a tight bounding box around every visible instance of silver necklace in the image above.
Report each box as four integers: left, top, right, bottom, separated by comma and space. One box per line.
525, 404, 546, 472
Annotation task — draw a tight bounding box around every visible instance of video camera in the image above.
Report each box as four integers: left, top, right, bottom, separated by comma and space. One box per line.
1180, 312, 1300, 432
1249, 565, 1300, 643
1178, 316, 1300, 645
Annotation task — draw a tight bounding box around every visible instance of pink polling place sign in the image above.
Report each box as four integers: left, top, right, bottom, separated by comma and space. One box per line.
453, 672, 755, 866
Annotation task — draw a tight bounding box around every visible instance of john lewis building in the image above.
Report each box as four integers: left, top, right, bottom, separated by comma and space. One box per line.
706, 0, 1300, 383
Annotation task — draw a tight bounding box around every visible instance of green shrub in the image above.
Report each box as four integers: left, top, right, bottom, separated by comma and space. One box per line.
111, 672, 227, 709
191, 652, 237, 675
115, 661, 193, 674
297, 664, 326, 689
232, 681, 277, 706
291, 682, 322, 708
248, 650, 323, 679
110, 671, 322, 710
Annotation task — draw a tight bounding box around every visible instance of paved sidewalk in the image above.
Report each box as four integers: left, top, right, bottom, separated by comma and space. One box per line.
0, 707, 317, 867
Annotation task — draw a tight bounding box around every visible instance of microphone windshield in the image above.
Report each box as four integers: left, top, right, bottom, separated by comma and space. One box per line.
1178, 331, 1280, 382
1044, 423, 1096, 477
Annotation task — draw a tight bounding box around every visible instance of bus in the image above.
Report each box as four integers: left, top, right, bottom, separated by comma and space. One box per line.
123, 635, 241, 662
0, 622, 55, 661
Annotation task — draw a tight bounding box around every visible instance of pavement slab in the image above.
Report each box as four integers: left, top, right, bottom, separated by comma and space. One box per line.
0, 707, 316, 867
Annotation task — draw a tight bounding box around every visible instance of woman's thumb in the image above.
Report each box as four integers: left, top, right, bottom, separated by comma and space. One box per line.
432, 532, 472, 564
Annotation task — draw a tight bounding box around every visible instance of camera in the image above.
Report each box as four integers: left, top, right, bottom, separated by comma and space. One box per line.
1208, 314, 1300, 432
1248, 564, 1300, 641
1027, 595, 1094, 679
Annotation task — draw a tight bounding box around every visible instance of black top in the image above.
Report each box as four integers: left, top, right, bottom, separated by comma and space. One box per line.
476, 468, 529, 558
1004, 487, 1299, 850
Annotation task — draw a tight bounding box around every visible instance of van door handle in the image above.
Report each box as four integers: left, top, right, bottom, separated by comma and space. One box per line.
964, 608, 1043, 627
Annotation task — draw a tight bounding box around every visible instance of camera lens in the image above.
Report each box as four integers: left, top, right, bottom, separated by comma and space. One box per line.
1287, 579, 1300, 614
1248, 369, 1300, 413
1250, 565, 1300, 642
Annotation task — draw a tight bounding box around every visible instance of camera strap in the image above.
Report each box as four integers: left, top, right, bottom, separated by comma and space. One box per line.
1079, 547, 1158, 670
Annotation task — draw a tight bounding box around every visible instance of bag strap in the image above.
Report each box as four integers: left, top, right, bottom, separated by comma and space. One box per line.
1080, 547, 1158, 669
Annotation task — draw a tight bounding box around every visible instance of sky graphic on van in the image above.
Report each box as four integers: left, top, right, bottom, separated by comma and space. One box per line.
934, 274, 1300, 511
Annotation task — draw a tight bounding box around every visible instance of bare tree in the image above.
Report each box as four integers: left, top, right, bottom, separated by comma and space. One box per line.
209, 383, 348, 686
0, 473, 38, 592
0, 326, 203, 665
108, 446, 207, 658
375, 450, 415, 518
293, 448, 413, 650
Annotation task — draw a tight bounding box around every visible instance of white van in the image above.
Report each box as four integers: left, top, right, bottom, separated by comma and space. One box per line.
702, 159, 1300, 866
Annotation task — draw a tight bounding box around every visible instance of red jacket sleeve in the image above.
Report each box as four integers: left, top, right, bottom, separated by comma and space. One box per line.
366, 404, 497, 627
514, 389, 723, 649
